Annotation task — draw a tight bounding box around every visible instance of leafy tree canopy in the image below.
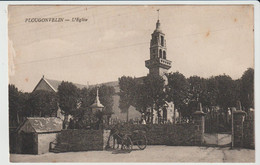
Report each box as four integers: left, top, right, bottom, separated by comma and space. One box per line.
28, 90, 58, 117
215, 74, 237, 109
240, 68, 254, 110
166, 72, 189, 112
143, 74, 166, 111
9, 84, 28, 126
57, 81, 80, 116
118, 76, 136, 113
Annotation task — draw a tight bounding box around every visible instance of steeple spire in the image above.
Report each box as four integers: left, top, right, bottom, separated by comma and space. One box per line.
155, 9, 161, 32
96, 87, 100, 103
90, 87, 104, 109
157, 9, 160, 21
145, 10, 172, 77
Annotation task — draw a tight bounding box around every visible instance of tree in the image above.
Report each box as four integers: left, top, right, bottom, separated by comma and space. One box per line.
213, 74, 237, 128
72, 87, 95, 129
187, 76, 207, 110
143, 74, 166, 123
187, 76, 221, 113
233, 79, 242, 108
240, 68, 254, 111
133, 83, 150, 122
57, 81, 80, 128
78, 87, 92, 109
9, 84, 27, 127
215, 75, 237, 109
204, 77, 219, 108
98, 85, 115, 121
166, 72, 190, 117
118, 76, 136, 122
27, 90, 58, 117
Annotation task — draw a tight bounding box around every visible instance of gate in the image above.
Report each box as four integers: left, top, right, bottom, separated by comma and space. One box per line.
205, 108, 231, 133
204, 133, 231, 147
205, 110, 218, 133
204, 108, 232, 146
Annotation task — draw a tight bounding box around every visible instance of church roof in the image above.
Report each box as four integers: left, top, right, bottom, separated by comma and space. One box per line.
34, 77, 120, 93
34, 76, 145, 94
45, 78, 89, 91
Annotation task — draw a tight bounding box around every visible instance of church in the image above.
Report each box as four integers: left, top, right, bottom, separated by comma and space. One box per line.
33, 16, 178, 124
144, 18, 176, 124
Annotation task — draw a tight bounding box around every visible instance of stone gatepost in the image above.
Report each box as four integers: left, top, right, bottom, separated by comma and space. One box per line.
103, 129, 111, 150
193, 103, 206, 145
233, 110, 246, 148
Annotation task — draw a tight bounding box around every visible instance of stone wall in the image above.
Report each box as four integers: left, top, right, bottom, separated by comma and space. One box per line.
167, 123, 197, 146
51, 111, 205, 152
233, 110, 254, 149
57, 123, 203, 150
147, 125, 168, 145
106, 124, 168, 145
55, 129, 110, 152
243, 113, 254, 149
106, 123, 203, 146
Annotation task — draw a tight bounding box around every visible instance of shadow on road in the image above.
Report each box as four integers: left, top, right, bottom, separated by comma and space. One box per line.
112, 150, 131, 154
106, 148, 140, 154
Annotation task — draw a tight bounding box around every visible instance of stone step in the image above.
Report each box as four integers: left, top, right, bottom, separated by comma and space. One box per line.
50, 144, 68, 153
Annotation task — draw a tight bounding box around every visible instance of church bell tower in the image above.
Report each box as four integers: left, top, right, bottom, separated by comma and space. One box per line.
145, 10, 172, 76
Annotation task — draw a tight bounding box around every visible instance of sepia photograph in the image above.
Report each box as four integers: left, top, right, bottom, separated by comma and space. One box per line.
6, 3, 257, 163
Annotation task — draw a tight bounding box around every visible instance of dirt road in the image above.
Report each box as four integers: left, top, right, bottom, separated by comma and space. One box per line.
10, 145, 255, 163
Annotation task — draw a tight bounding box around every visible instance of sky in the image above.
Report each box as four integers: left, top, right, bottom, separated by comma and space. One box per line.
8, 5, 254, 92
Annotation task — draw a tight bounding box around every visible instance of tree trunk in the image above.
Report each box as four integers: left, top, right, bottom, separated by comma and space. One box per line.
63, 115, 69, 129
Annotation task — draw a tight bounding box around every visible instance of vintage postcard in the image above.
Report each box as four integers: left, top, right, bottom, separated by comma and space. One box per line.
5, 2, 258, 163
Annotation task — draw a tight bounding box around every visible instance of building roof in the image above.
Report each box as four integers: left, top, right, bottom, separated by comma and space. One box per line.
45, 78, 89, 91
33, 75, 146, 94
34, 76, 122, 93
17, 117, 63, 133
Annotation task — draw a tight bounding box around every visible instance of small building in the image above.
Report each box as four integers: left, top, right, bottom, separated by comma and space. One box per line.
16, 117, 62, 155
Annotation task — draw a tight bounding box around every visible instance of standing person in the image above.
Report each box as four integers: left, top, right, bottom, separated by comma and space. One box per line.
141, 113, 146, 125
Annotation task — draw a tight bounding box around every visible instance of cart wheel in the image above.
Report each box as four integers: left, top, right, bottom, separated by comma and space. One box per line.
137, 134, 147, 150
122, 136, 133, 151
